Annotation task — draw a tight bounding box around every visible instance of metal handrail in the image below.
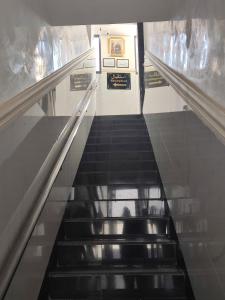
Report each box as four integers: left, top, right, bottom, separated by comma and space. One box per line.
0, 48, 94, 129
0, 48, 97, 299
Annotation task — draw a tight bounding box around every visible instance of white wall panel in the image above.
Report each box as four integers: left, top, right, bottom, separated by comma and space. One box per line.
0, 0, 90, 104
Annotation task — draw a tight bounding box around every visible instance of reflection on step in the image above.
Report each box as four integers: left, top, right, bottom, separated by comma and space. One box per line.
39, 115, 194, 300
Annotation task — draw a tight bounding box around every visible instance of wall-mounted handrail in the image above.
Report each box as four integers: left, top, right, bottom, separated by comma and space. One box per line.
2, 79, 97, 299
145, 50, 225, 146
0, 48, 95, 129
0, 48, 97, 299
145, 51, 225, 144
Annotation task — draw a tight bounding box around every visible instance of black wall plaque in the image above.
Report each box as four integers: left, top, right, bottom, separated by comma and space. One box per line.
144, 70, 169, 89
107, 73, 131, 90
70, 73, 92, 91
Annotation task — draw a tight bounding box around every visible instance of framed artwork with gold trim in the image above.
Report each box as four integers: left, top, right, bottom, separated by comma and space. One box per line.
108, 36, 125, 57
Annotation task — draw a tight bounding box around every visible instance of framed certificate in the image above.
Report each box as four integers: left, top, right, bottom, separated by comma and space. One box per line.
103, 58, 115, 68
117, 59, 129, 68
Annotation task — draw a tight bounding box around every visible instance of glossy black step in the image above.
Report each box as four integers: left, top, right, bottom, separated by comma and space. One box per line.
78, 161, 157, 173
52, 297, 190, 300
91, 123, 146, 131
48, 267, 186, 299
93, 115, 144, 121
72, 184, 163, 201
50, 265, 184, 275
87, 136, 151, 145
65, 199, 166, 218
92, 117, 145, 125
62, 218, 170, 239
75, 170, 160, 185
85, 143, 152, 153
82, 150, 155, 162
90, 129, 149, 138
57, 238, 177, 267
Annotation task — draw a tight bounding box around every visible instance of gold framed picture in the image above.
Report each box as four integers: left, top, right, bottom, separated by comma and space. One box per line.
108, 36, 125, 57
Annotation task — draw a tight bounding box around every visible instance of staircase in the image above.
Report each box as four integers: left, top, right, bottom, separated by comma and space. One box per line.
39, 115, 194, 300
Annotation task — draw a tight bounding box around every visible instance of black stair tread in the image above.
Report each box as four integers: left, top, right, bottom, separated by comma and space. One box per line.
72, 184, 163, 200
64, 216, 169, 222
90, 130, 149, 137
78, 160, 157, 172
87, 136, 151, 144
73, 183, 163, 188
92, 121, 146, 125
67, 198, 165, 202
76, 170, 158, 175
75, 178, 160, 186
85, 143, 152, 153
57, 237, 176, 246
93, 114, 143, 120
49, 266, 185, 276
75, 171, 160, 185
53, 297, 190, 300
82, 151, 155, 162
59, 233, 170, 239
91, 123, 147, 129
79, 159, 156, 165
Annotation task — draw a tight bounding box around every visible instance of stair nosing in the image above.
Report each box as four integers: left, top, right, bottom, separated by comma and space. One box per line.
63, 215, 169, 222
57, 238, 176, 246
49, 267, 185, 277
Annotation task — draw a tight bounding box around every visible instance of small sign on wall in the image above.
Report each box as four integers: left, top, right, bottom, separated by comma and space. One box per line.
117, 59, 129, 68
144, 70, 169, 89
107, 73, 131, 90
103, 58, 115, 68
70, 73, 92, 91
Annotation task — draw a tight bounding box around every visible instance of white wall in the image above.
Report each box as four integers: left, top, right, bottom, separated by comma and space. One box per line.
0, 0, 90, 104
143, 66, 186, 114
144, 0, 225, 110
93, 24, 141, 116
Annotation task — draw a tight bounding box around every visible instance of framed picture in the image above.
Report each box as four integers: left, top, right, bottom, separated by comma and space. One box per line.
117, 59, 129, 68
108, 36, 125, 57
103, 58, 115, 68
83, 58, 96, 68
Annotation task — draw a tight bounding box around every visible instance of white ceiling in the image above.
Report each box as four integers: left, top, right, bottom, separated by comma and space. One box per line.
31, 0, 185, 26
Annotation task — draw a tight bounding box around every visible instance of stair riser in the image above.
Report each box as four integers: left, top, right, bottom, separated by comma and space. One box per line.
62, 220, 170, 239
79, 161, 157, 173
91, 124, 147, 131
87, 136, 151, 145
64, 200, 165, 219
72, 184, 162, 201
89, 130, 149, 137
82, 151, 155, 162
85, 143, 152, 153
57, 244, 177, 267
75, 171, 160, 185
48, 275, 186, 299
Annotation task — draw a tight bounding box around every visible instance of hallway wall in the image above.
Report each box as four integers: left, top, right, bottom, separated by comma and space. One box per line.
144, 5, 225, 299
144, 0, 225, 110
144, 81, 225, 300
93, 24, 141, 116
0, 0, 90, 104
